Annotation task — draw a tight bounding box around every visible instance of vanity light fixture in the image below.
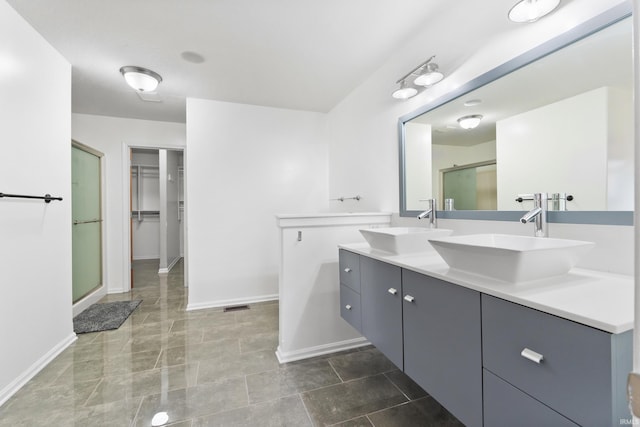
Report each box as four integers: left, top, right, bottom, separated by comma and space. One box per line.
392, 80, 418, 100
392, 55, 444, 100
119, 66, 162, 92
508, 0, 561, 23
457, 114, 483, 129
414, 62, 444, 87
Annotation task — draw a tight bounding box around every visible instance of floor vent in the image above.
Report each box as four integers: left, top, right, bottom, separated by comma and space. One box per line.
223, 304, 250, 313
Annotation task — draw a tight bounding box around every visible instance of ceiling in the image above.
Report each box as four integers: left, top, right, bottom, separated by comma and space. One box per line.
7, 0, 550, 123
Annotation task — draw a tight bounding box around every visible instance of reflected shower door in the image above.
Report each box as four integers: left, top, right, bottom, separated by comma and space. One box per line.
72, 144, 102, 303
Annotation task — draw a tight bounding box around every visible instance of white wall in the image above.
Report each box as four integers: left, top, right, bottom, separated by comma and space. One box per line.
186, 98, 329, 309
72, 114, 185, 292
0, 1, 74, 405
497, 88, 609, 210
158, 149, 181, 272
404, 122, 432, 211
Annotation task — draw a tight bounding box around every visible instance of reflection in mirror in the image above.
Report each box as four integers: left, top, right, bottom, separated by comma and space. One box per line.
401, 13, 632, 216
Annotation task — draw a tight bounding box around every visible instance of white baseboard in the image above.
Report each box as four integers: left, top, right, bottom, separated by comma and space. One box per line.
275, 337, 371, 364
107, 287, 126, 294
132, 255, 160, 261
186, 294, 279, 311
0, 332, 77, 407
72, 286, 107, 317
158, 256, 181, 275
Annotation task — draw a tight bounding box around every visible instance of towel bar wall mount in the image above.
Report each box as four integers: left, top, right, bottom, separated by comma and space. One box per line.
0, 192, 63, 203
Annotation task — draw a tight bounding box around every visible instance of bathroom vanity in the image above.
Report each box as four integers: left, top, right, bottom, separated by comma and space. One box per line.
338, 245, 633, 427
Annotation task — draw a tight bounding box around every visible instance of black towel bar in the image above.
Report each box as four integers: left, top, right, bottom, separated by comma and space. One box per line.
0, 192, 63, 203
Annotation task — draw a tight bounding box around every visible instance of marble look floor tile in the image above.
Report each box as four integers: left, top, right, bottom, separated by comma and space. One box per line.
192, 395, 311, 427
70, 397, 143, 427
328, 348, 397, 382
383, 370, 428, 400
197, 349, 279, 384
329, 417, 374, 427
366, 397, 464, 427
246, 359, 341, 404
133, 378, 249, 426
156, 338, 240, 367
57, 349, 161, 381
239, 330, 278, 353
171, 313, 236, 333
84, 363, 198, 406
301, 374, 408, 426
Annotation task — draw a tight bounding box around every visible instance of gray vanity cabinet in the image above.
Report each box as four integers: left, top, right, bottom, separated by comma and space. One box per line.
360, 256, 403, 369
482, 295, 632, 427
402, 269, 483, 427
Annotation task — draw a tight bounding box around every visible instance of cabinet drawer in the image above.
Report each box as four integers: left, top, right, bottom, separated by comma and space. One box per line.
340, 284, 362, 332
482, 295, 630, 427
339, 250, 360, 292
483, 369, 578, 427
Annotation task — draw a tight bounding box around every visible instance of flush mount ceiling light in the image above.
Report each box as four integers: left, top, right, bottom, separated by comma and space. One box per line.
508, 0, 561, 23
392, 55, 444, 100
392, 80, 418, 100
119, 66, 162, 92
457, 115, 483, 129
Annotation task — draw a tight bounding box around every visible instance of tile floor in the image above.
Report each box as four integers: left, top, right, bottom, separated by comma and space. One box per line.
0, 259, 463, 426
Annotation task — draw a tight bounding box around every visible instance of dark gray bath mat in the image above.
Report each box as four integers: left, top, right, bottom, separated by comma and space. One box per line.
73, 300, 142, 334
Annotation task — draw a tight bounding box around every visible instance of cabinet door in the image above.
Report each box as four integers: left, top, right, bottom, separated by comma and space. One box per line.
484, 369, 579, 427
339, 249, 361, 293
402, 269, 482, 427
360, 256, 403, 369
340, 284, 362, 333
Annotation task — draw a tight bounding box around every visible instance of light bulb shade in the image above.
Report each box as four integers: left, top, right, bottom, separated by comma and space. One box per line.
120, 66, 162, 92
414, 71, 444, 86
458, 115, 483, 129
392, 85, 417, 100
508, 0, 560, 23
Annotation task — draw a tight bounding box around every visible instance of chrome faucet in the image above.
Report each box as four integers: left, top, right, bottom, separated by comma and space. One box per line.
519, 193, 547, 237
417, 199, 437, 228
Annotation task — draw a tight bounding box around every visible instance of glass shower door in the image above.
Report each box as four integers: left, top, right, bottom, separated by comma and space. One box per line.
72, 144, 102, 303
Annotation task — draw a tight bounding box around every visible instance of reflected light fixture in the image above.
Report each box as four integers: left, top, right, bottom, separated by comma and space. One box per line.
458, 115, 483, 129
392, 55, 443, 100
508, 0, 561, 23
392, 80, 418, 100
119, 66, 162, 92
151, 412, 170, 426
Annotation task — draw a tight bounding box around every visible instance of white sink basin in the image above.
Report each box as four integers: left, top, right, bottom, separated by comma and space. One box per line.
427, 234, 595, 283
359, 227, 453, 254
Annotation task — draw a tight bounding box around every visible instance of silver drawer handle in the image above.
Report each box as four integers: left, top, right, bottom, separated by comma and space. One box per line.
404, 295, 415, 303
345, 304, 352, 310
344, 267, 352, 273
521, 348, 544, 364
388, 288, 397, 295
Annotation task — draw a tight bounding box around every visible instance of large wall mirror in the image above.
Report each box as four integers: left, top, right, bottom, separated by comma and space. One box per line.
399, 5, 633, 225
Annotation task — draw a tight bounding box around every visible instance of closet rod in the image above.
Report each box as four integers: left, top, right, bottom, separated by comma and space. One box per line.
0, 192, 63, 203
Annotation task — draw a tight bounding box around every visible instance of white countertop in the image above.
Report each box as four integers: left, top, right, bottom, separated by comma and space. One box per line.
339, 243, 634, 334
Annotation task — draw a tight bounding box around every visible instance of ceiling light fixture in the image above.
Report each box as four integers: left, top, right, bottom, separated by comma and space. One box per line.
508, 0, 561, 23
392, 81, 418, 100
457, 115, 483, 129
392, 55, 444, 100
119, 66, 162, 92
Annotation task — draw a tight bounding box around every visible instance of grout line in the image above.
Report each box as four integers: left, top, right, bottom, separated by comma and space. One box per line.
383, 371, 411, 401
326, 358, 345, 383
130, 395, 145, 427
298, 391, 316, 427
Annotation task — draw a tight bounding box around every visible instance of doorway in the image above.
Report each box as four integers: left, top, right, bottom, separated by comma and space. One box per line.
129, 147, 184, 288
71, 142, 104, 305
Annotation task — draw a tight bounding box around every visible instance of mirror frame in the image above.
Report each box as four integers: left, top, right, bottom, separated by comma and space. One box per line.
398, 3, 633, 226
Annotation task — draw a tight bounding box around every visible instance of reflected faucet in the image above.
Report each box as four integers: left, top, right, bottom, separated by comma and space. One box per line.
417, 199, 437, 228
519, 193, 547, 237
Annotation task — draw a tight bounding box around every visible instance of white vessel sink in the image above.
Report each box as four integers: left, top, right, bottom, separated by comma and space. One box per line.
428, 234, 595, 283
360, 227, 453, 254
